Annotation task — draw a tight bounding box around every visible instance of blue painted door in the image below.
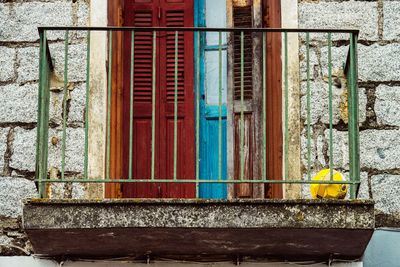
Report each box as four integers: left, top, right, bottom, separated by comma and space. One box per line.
196, 0, 227, 198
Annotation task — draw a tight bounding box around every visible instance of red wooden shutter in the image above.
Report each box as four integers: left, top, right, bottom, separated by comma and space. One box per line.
159, 0, 195, 198
122, 0, 195, 198
123, 0, 160, 197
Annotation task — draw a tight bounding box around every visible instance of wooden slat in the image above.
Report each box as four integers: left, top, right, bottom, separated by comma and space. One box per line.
106, 0, 125, 198
264, 0, 283, 198
228, 1, 264, 199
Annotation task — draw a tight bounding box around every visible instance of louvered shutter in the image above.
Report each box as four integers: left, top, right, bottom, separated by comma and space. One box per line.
228, 1, 264, 199
233, 6, 253, 101
123, 0, 160, 198
122, 0, 195, 198
158, 0, 195, 198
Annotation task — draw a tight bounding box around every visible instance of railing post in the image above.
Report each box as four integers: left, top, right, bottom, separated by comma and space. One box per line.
84, 30, 91, 180
348, 32, 360, 199
306, 32, 311, 181
61, 30, 69, 181
284, 31, 289, 182
35, 30, 51, 198
106, 31, 113, 180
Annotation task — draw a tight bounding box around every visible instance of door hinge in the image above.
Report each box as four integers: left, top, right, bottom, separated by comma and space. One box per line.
158, 6, 162, 20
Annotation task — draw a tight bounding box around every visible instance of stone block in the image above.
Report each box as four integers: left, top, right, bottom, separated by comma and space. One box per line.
383, 1, 400, 40
0, 46, 16, 82
0, 84, 38, 123
47, 127, 85, 174
300, 129, 326, 170
9, 128, 36, 172
300, 127, 316, 171
17, 46, 39, 83
299, 2, 378, 41
49, 92, 63, 126
359, 44, 400, 82
49, 43, 87, 82
320, 45, 348, 78
327, 129, 400, 170
0, 177, 37, 218
360, 130, 400, 170
77, 0, 89, 27
370, 174, 400, 214
300, 81, 366, 125
68, 83, 87, 123
11, 127, 85, 173
300, 80, 343, 125
0, 2, 72, 42
299, 45, 318, 81
375, 85, 400, 126
0, 128, 9, 173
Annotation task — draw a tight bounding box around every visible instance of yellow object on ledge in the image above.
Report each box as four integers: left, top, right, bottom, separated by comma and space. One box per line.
310, 169, 348, 199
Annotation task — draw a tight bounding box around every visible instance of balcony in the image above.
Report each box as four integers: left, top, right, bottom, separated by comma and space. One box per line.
23, 26, 374, 261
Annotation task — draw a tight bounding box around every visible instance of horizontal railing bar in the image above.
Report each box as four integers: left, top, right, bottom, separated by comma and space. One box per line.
35, 179, 359, 184
38, 26, 360, 34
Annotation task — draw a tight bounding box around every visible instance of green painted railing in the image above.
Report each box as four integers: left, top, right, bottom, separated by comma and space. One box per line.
35, 27, 360, 199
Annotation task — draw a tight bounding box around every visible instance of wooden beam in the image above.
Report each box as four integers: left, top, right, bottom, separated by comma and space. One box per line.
105, 0, 124, 198
263, 0, 283, 198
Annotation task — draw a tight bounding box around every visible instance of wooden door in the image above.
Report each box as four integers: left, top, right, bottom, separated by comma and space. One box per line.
122, 0, 195, 198
227, 0, 264, 198
227, 0, 283, 198
198, 0, 228, 199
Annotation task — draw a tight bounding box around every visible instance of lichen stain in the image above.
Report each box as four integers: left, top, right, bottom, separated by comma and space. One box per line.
295, 211, 305, 222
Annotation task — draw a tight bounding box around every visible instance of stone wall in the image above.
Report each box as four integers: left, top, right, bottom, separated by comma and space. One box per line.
0, 0, 89, 255
1, 0, 400, 257
298, 0, 400, 223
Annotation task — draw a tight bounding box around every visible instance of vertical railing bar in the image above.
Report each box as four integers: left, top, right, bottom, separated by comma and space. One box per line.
328, 32, 333, 181
262, 31, 267, 181
354, 33, 360, 199
306, 32, 311, 181
218, 31, 222, 181
84, 30, 91, 180
240, 31, 245, 181
36, 31, 44, 197
195, 31, 200, 198
36, 30, 46, 197
349, 33, 359, 199
173, 31, 178, 181
151, 31, 156, 181
284, 32, 289, 181
349, 33, 355, 198
43, 55, 52, 196
106, 31, 112, 180
61, 30, 69, 181
355, 33, 360, 197
128, 31, 135, 180
42, 36, 51, 196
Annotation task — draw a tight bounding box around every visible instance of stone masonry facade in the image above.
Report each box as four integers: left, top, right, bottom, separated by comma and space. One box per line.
298, 0, 400, 226
0, 0, 89, 255
0, 0, 399, 256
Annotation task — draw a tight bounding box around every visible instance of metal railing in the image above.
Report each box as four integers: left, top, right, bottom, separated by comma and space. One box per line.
35, 27, 360, 199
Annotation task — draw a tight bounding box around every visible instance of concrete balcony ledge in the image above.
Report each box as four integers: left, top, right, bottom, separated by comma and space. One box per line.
23, 199, 374, 261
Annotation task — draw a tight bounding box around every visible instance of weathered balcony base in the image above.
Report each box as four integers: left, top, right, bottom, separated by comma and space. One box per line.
23, 199, 374, 261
